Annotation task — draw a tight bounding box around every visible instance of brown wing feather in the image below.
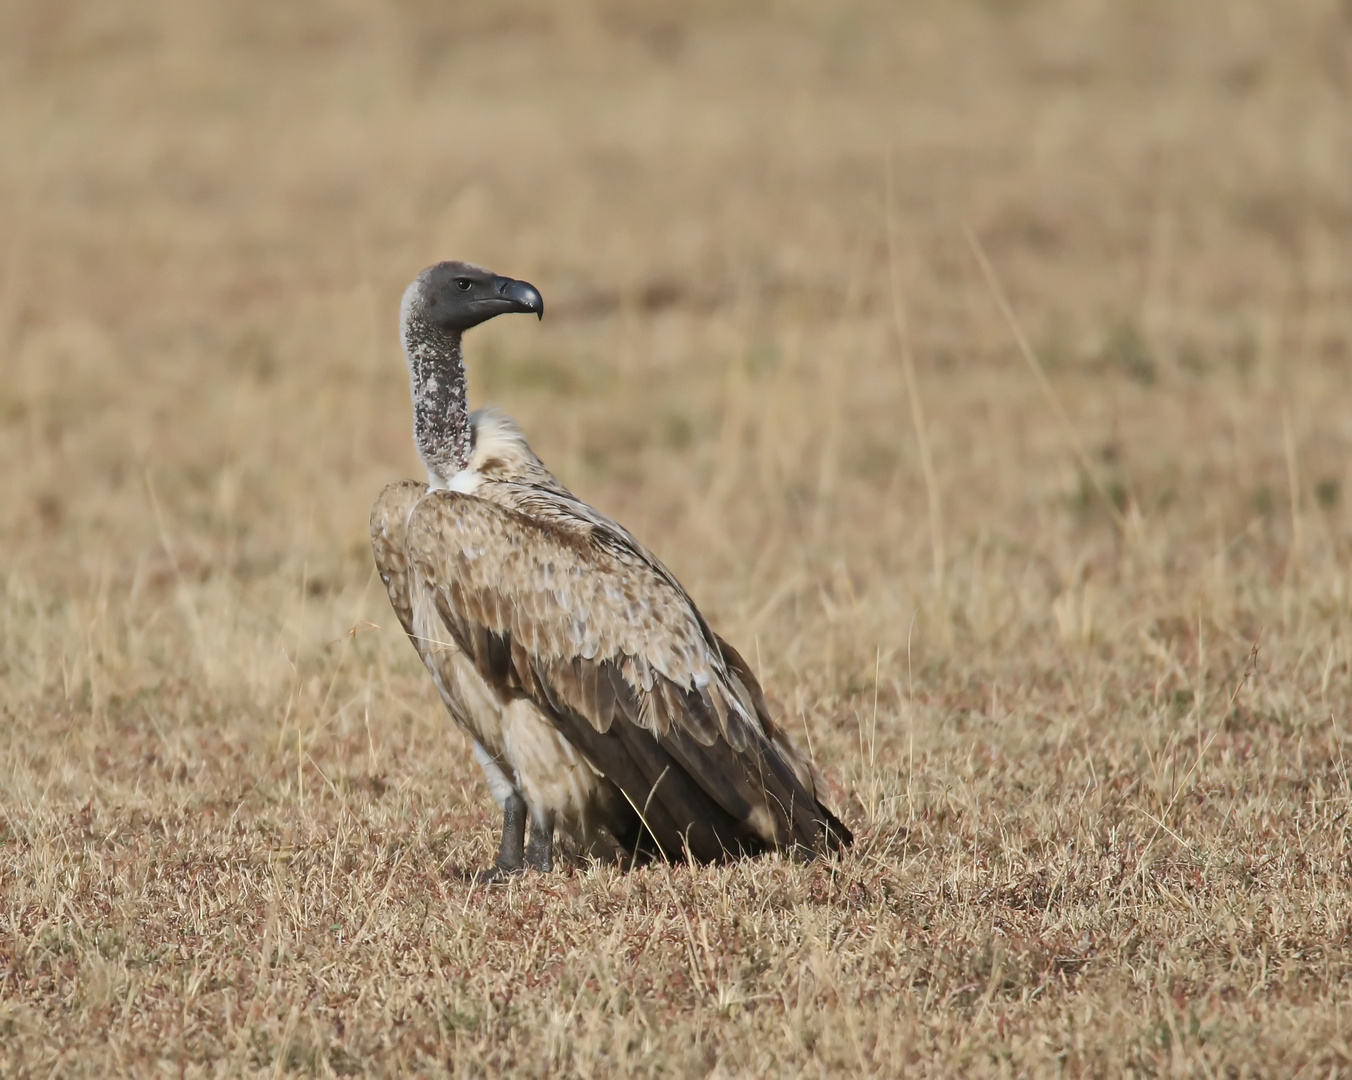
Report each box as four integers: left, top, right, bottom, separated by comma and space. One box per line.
404, 483, 851, 860
715, 634, 853, 850
370, 479, 427, 640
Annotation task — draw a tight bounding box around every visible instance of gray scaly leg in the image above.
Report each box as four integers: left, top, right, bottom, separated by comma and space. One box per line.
525, 810, 555, 873
477, 792, 526, 883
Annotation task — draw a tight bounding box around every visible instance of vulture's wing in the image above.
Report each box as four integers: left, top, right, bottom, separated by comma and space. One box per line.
371, 479, 428, 640
371, 478, 512, 740
403, 484, 849, 861
713, 632, 851, 845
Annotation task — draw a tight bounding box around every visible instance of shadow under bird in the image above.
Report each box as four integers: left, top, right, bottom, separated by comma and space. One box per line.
371, 261, 852, 877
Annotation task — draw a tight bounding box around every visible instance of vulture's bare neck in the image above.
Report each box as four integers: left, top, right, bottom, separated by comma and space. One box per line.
402, 312, 470, 485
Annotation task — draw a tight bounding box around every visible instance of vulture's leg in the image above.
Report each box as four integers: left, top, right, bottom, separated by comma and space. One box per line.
473, 744, 525, 882
525, 809, 556, 873
493, 792, 527, 875
473, 793, 526, 883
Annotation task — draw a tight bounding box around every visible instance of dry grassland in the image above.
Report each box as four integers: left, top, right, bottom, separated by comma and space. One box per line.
3, 1, 1352, 1075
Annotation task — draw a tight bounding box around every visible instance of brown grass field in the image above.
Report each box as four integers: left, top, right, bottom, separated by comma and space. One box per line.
3, 1, 1351, 1075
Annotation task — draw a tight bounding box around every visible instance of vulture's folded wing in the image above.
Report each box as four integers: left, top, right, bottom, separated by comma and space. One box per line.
403, 485, 848, 861
371, 479, 429, 640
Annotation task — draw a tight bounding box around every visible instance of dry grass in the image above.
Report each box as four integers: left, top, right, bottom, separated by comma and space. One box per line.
3, 1, 1352, 1075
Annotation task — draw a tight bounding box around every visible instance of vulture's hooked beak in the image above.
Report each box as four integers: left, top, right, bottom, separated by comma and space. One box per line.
493, 276, 545, 320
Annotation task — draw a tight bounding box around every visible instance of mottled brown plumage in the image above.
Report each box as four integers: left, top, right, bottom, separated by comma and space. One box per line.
372, 262, 851, 874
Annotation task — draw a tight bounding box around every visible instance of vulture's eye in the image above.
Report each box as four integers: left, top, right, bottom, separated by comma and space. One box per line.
455, 279, 472, 292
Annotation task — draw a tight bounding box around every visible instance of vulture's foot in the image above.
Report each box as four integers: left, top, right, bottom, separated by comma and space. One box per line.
525, 812, 555, 873
473, 863, 523, 885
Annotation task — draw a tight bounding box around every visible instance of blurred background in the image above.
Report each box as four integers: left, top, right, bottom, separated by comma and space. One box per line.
4, 2, 1352, 1073
2, 0, 1349, 774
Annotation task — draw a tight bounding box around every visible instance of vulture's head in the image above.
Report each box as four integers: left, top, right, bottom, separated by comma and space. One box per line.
402, 261, 544, 337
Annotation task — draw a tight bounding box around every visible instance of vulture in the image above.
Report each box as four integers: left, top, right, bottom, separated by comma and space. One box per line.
371, 260, 851, 878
